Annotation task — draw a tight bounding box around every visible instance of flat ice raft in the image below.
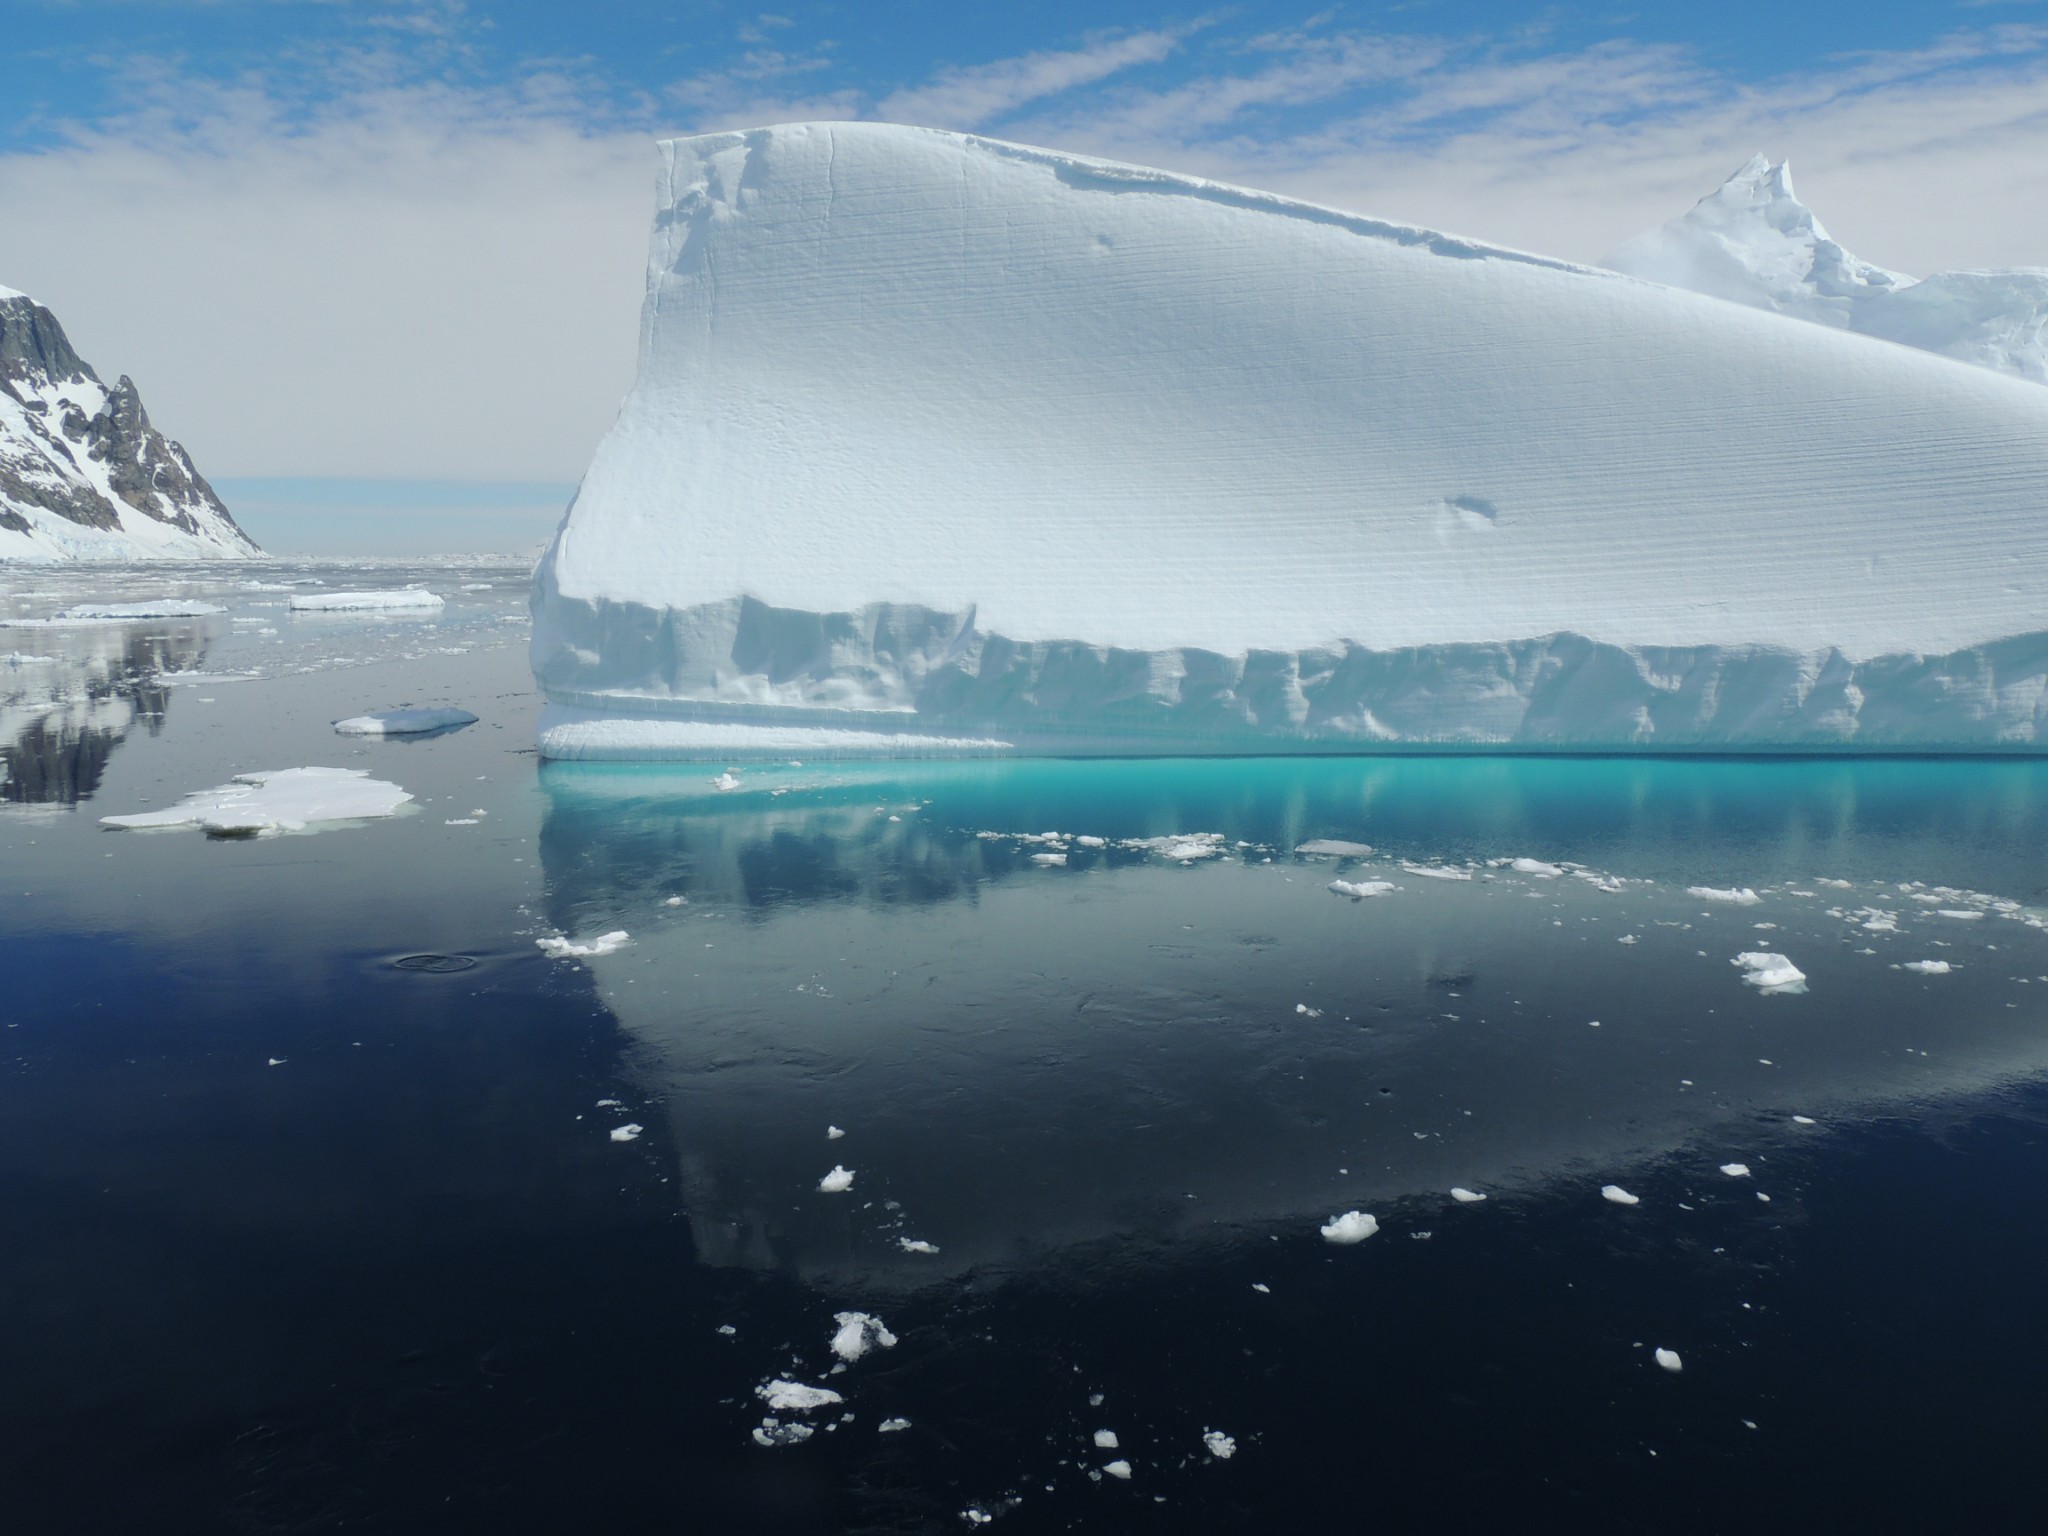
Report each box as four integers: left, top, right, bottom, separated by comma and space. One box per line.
533, 122, 2048, 757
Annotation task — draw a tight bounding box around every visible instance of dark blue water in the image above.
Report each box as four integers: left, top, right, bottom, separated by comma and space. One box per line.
6, 566, 2048, 1532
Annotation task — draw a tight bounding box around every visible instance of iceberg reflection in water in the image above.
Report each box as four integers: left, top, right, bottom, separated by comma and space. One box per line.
538, 755, 2048, 1288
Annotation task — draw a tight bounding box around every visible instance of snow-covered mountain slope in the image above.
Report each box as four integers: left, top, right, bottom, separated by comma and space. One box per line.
1, 287, 258, 561
532, 123, 2048, 756
1605, 156, 2048, 385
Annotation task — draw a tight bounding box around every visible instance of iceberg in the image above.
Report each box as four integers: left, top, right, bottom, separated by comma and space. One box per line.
533, 124, 2048, 757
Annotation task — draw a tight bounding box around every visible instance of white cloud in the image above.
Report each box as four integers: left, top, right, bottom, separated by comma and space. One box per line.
876, 28, 1192, 130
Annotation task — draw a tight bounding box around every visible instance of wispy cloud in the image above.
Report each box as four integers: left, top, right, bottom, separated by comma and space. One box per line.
876, 27, 1194, 130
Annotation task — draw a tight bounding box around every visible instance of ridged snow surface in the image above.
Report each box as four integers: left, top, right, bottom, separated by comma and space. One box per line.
533, 123, 2048, 757
1606, 156, 2048, 386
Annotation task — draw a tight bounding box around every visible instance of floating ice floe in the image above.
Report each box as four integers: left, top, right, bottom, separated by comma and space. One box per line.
831, 1311, 898, 1362
1203, 1430, 1237, 1460
51, 601, 227, 622
536, 930, 630, 959
1720, 1163, 1750, 1178
1031, 851, 1068, 866
1732, 951, 1807, 994
1124, 832, 1226, 861
898, 1238, 940, 1255
827, 1125, 845, 1139
879, 1418, 911, 1433
1402, 864, 1472, 880
333, 707, 479, 736
752, 1422, 812, 1447
1320, 1210, 1379, 1244
818, 1165, 855, 1193
757, 1379, 844, 1412
289, 589, 444, 612
1510, 858, 1564, 877
1093, 1429, 1120, 1449
610, 1123, 644, 1143
100, 766, 411, 836
1689, 886, 1762, 905
1450, 1187, 1487, 1204
1654, 1348, 1683, 1373
1902, 960, 1953, 975
1297, 840, 1373, 857
1103, 1460, 1133, 1481
711, 770, 741, 791
1601, 1185, 1640, 1206
1329, 879, 1397, 901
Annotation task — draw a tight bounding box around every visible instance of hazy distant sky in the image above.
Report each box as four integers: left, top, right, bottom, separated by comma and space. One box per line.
3, 2, 2045, 551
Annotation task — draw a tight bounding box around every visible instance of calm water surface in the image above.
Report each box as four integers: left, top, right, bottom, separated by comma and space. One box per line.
5, 562, 2048, 1533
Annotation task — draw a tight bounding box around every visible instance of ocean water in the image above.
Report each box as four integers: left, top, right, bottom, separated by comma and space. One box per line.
6, 561, 2048, 1533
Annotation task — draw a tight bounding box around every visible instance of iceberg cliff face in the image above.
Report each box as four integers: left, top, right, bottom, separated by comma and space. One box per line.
533, 124, 2048, 757
1606, 156, 2048, 386
0, 287, 257, 562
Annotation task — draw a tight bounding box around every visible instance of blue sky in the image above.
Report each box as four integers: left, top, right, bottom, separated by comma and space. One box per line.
5, 2, 2046, 552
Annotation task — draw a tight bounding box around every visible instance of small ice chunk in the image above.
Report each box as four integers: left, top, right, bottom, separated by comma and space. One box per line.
1328, 879, 1396, 900
610, 1123, 644, 1143
665, 895, 687, 905
1903, 960, 1952, 975
332, 707, 478, 736
53, 600, 228, 621
1073, 835, 1107, 848
1094, 1429, 1120, 1449
1602, 1185, 1640, 1206
711, 770, 742, 792
879, 1418, 911, 1433
1202, 1430, 1237, 1459
1402, 864, 1472, 880
1294, 1003, 1322, 1016
1511, 858, 1564, 877
898, 1238, 940, 1255
832, 1311, 898, 1361
1297, 839, 1373, 857
266, 1057, 286, 1067
752, 1422, 813, 1446
1654, 1348, 1683, 1373
818, 1165, 855, 1193
537, 930, 630, 959
1689, 886, 1761, 905
1719, 1163, 1750, 1178
1251, 1282, 1270, 1293
1450, 1187, 1487, 1204
1031, 851, 1068, 866
1732, 951, 1807, 994
827, 1125, 845, 1139
1936, 909, 1984, 920
757, 1379, 844, 1412
1792, 1115, 1817, 1125
1103, 1460, 1133, 1480
1320, 1210, 1379, 1244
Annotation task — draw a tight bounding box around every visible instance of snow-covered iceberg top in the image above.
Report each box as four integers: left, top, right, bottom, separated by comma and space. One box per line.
532, 123, 2048, 757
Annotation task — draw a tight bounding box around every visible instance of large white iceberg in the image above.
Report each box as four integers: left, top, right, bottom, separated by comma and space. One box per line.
532, 123, 2048, 757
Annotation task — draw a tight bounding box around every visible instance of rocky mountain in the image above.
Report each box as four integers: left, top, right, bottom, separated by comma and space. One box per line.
0, 285, 258, 560
1605, 156, 2048, 385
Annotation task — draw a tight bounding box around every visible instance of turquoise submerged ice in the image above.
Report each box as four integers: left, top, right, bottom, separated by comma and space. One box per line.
531, 123, 2048, 758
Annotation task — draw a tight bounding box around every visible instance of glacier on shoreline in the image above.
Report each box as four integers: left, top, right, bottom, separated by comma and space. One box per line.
532, 123, 2048, 757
